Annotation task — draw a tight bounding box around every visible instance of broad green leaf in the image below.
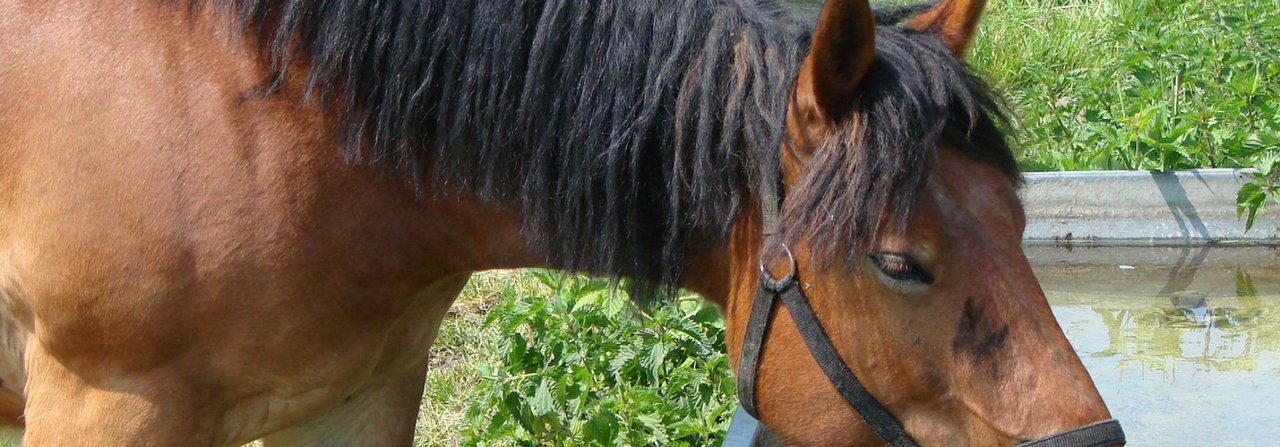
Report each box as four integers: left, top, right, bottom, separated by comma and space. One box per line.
530, 378, 555, 416
1236, 182, 1267, 232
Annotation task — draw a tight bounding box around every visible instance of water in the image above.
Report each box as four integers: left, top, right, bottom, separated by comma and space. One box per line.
1036, 248, 1280, 446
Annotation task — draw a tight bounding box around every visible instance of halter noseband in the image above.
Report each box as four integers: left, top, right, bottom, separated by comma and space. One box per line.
737, 158, 1126, 446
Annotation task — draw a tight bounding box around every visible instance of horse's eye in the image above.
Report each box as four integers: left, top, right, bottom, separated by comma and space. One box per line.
870, 253, 935, 285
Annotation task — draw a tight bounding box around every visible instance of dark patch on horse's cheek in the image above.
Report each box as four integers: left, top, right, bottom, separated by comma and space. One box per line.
952, 297, 1010, 377
952, 297, 983, 352
975, 326, 1009, 357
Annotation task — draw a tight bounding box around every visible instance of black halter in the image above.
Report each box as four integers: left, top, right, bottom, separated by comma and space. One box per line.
736, 158, 1126, 447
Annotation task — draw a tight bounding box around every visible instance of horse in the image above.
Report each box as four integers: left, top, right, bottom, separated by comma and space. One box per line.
0, 0, 1124, 445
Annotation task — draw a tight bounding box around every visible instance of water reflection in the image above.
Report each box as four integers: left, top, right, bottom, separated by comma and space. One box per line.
1077, 269, 1276, 377
1045, 265, 1280, 446
1097, 315, 1268, 376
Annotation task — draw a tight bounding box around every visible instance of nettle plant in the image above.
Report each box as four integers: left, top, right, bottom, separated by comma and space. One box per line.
1238, 154, 1280, 232
462, 272, 735, 447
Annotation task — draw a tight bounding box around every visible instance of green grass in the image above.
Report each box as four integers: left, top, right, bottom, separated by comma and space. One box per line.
968, 0, 1280, 221
970, 0, 1280, 175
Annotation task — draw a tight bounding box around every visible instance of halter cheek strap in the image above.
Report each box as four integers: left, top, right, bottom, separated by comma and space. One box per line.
736, 245, 917, 447
739, 141, 916, 445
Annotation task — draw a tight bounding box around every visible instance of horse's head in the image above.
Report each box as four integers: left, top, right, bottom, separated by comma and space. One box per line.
723, 0, 1117, 445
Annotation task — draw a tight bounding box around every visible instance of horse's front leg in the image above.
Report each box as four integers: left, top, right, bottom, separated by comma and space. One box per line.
257, 362, 429, 447
15, 270, 235, 445
258, 273, 470, 447
21, 272, 469, 447
22, 342, 220, 446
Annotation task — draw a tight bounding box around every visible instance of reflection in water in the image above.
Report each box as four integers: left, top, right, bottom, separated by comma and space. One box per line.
1094, 300, 1267, 375
1047, 267, 1280, 446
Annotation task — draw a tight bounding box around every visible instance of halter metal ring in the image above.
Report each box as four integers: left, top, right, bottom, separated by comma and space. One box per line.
758, 243, 796, 284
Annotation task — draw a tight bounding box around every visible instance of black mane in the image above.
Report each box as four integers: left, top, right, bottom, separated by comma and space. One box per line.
209, 0, 1016, 299
784, 18, 1020, 260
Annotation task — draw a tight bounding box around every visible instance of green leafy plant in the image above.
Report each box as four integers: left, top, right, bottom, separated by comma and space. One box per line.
459, 272, 736, 447
1238, 153, 1280, 231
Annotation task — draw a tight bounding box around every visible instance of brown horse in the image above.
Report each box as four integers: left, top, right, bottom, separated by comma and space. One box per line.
0, 0, 1119, 445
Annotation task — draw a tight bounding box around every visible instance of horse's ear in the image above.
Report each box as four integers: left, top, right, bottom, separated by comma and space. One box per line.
905, 0, 987, 56
793, 0, 876, 125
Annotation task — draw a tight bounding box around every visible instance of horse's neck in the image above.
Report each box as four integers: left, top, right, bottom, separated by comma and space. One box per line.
668, 203, 765, 307
432, 185, 762, 308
